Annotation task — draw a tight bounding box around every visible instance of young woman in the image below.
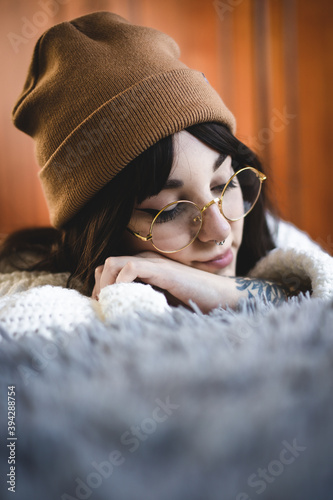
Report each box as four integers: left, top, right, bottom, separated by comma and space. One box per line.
89, 125, 284, 311
2, 11, 329, 313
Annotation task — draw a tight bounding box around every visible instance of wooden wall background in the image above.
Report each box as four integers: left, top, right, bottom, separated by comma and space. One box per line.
0, 0, 332, 252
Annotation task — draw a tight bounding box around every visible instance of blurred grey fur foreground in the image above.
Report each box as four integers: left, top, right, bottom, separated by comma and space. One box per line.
1, 296, 333, 500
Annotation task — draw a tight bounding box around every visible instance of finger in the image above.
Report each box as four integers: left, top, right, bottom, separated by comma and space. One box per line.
99, 257, 125, 290
115, 261, 140, 284
115, 259, 156, 284
91, 265, 103, 299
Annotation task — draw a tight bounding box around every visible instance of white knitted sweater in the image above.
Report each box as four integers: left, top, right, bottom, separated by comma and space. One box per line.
0, 218, 332, 340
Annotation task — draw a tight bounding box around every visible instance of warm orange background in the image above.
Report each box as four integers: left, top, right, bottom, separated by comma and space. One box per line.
0, 0, 332, 253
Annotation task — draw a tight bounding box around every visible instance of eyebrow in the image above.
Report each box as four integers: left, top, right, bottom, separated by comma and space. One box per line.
162, 153, 228, 190
163, 178, 184, 189
213, 153, 228, 172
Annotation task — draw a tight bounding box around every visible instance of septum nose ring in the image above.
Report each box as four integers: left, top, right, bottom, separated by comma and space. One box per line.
214, 239, 226, 246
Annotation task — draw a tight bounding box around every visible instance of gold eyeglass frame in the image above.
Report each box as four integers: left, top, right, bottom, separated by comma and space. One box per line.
127, 166, 267, 254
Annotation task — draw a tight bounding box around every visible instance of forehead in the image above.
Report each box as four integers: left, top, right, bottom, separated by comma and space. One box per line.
171, 131, 232, 180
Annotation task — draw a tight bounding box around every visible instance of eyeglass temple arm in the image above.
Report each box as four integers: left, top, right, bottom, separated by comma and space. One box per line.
126, 227, 152, 242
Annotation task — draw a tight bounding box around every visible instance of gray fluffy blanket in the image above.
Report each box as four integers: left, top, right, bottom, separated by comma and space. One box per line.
1, 296, 333, 500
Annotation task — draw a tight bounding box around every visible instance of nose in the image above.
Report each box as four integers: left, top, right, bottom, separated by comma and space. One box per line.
198, 201, 231, 243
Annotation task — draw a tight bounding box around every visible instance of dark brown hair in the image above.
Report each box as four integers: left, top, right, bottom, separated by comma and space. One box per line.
0, 122, 275, 294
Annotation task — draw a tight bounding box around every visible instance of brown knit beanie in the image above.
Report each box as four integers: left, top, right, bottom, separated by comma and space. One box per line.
12, 11, 236, 228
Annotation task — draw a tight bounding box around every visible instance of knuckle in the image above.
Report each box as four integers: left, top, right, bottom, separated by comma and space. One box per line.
104, 257, 114, 268
125, 260, 136, 272
95, 265, 103, 275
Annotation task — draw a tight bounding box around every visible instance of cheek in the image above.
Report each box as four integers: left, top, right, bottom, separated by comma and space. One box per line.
231, 219, 244, 249
119, 230, 149, 255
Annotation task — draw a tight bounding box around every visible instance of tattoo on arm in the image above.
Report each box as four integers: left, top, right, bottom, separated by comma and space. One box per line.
233, 278, 288, 305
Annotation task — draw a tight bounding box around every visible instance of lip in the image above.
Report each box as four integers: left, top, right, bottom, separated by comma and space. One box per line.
196, 248, 234, 270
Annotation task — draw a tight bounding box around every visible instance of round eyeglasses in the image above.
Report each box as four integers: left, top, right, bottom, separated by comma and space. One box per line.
127, 166, 266, 253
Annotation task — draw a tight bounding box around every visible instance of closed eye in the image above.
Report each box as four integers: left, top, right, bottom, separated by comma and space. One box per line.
138, 205, 180, 222
212, 179, 238, 194
138, 204, 184, 223
212, 184, 226, 193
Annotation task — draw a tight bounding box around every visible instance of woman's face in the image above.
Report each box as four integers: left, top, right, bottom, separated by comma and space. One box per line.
123, 131, 244, 277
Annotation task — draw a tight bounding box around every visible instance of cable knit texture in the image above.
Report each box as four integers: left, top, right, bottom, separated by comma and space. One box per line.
0, 218, 332, 340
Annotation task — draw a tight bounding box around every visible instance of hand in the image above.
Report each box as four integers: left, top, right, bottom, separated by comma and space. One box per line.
91, 251, 287, 312
91, 251, 237, 312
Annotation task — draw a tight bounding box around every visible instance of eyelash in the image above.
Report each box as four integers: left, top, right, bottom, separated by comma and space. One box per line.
155, 204, 183, 223
212, 179, 238, 193
139, 205, 183, 223
139, 179, 239, 218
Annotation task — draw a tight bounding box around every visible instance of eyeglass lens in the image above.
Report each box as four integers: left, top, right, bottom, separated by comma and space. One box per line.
152, 201, 202, 252
221, 168, 261, 221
